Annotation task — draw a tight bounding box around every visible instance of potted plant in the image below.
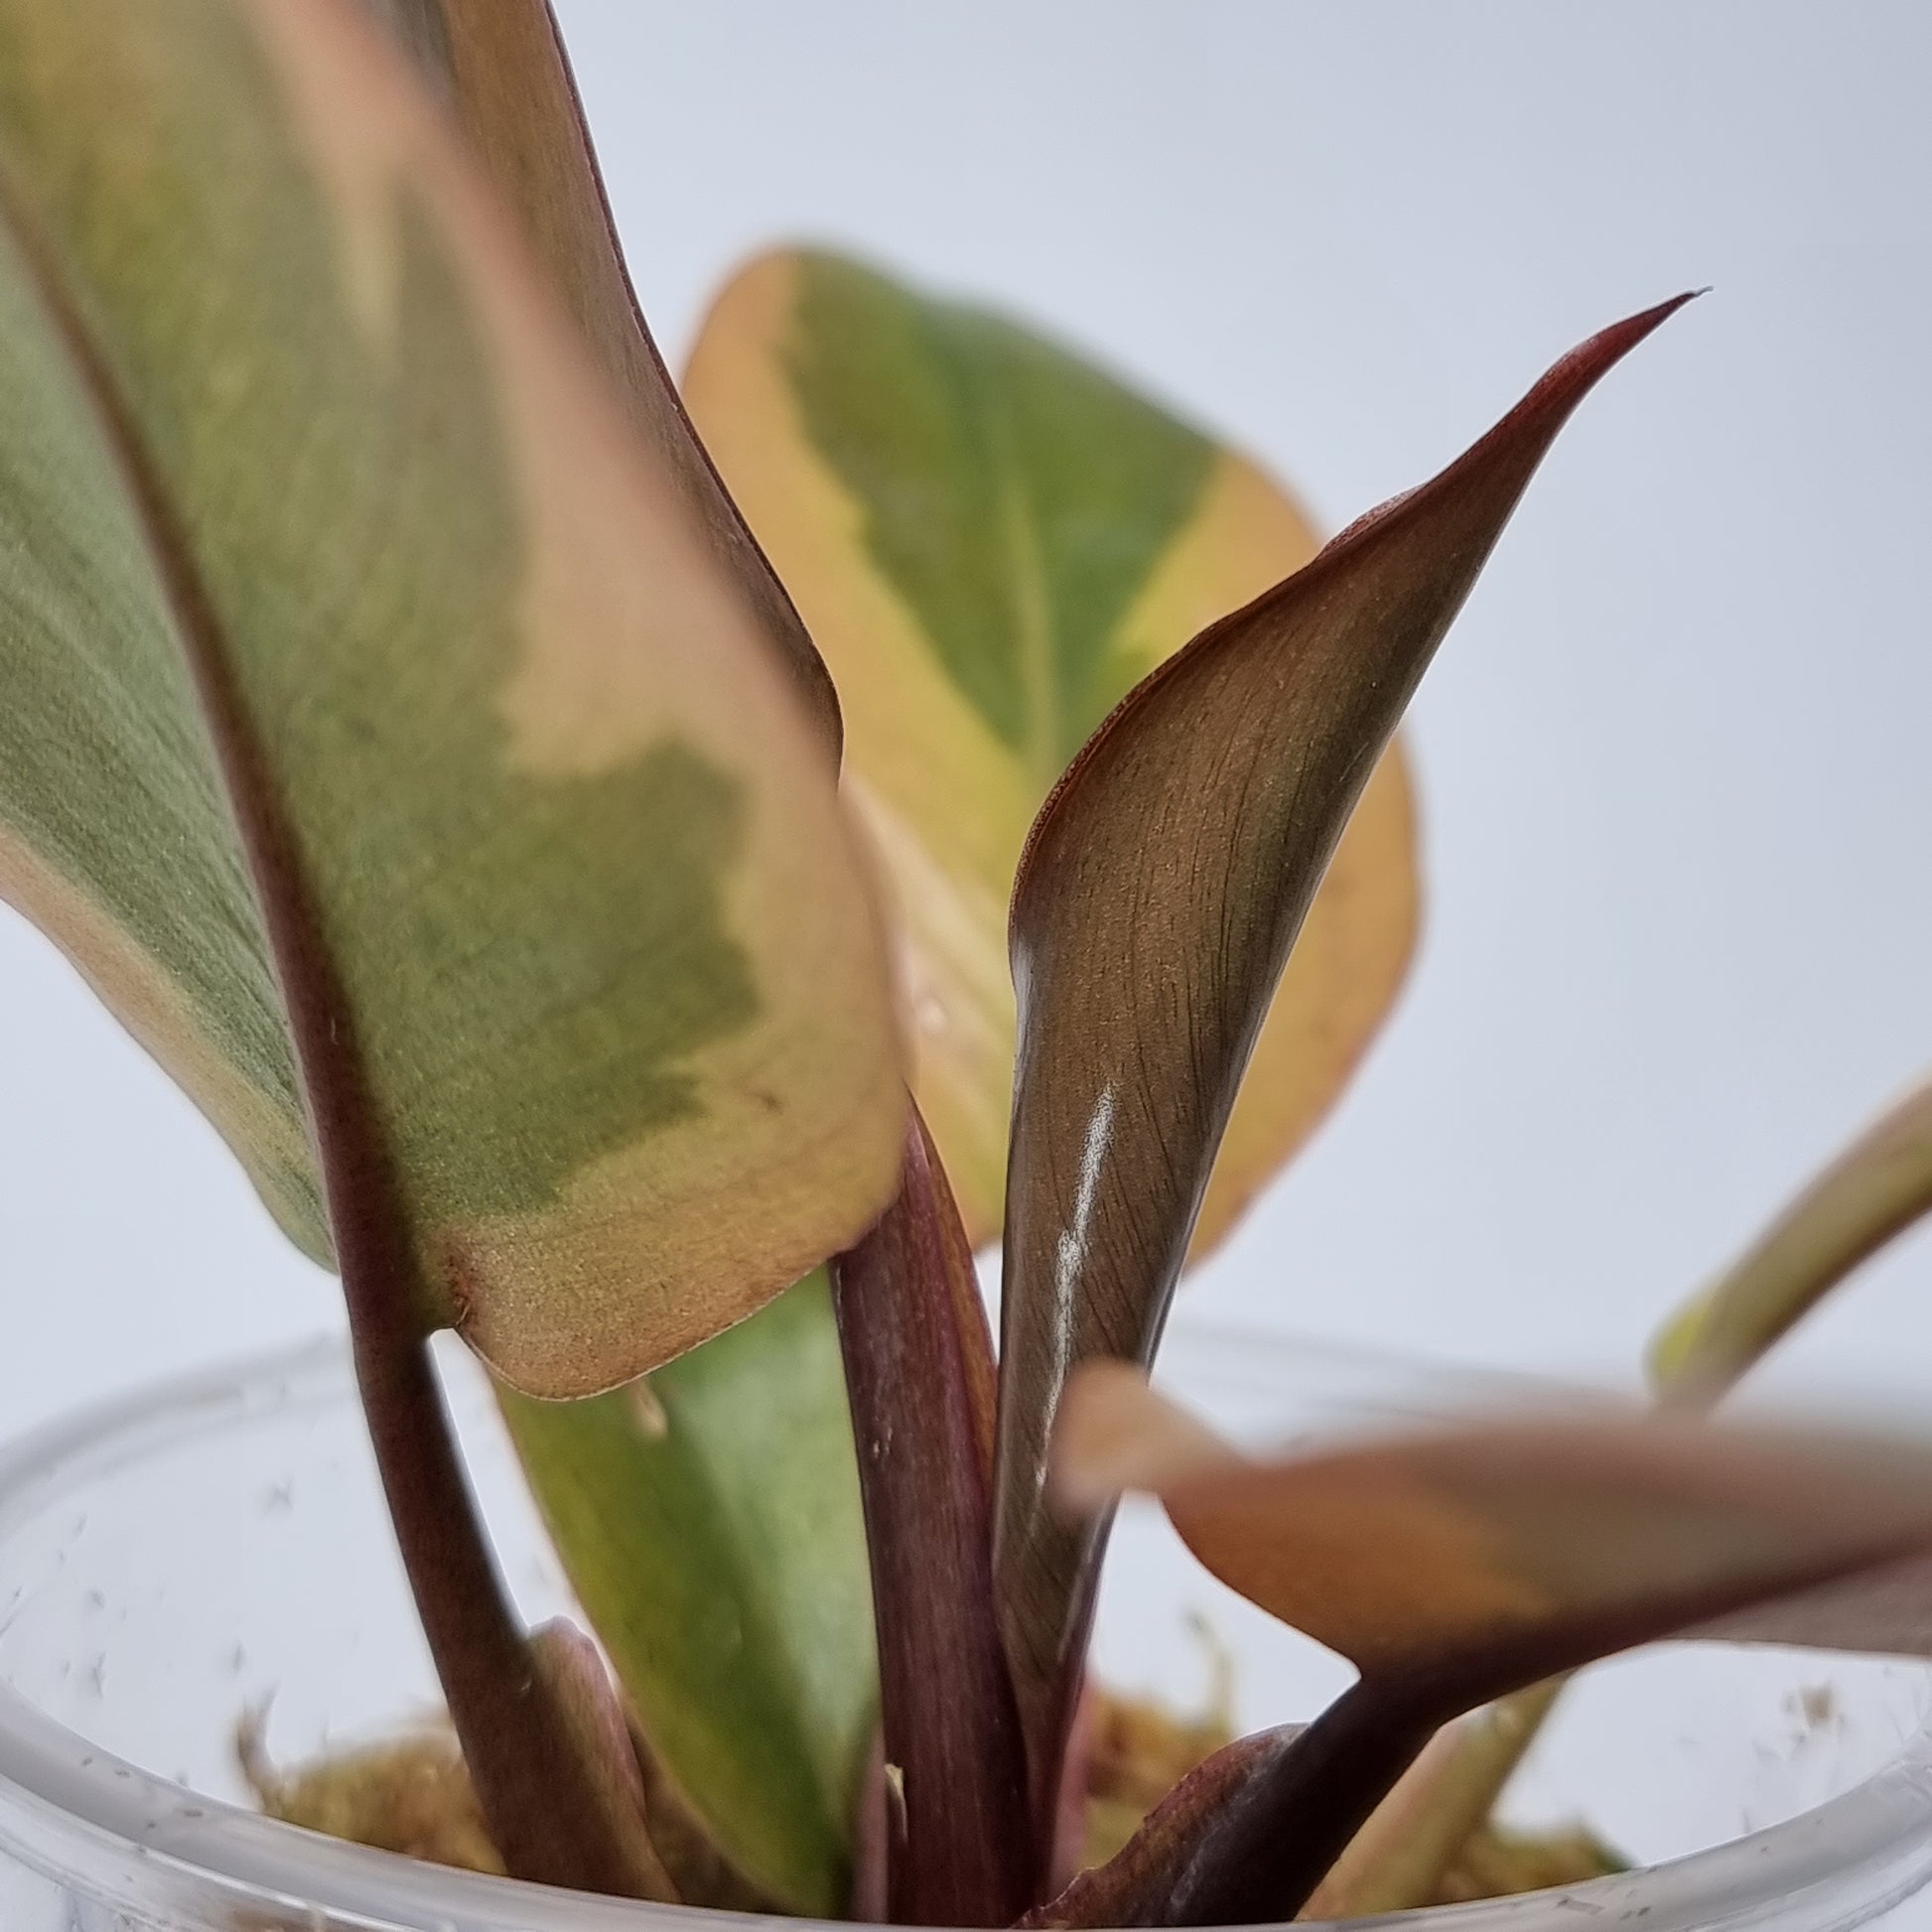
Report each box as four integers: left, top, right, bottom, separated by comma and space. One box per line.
2, 4, 1932, 1930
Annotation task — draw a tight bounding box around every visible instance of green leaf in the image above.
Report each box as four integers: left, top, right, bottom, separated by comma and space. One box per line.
499, 1277, 879, 1916
1048, 1361, 1932, 1925
685, 249, 1418, 1253
0, 0, 903, 1393
991, 296, 1694, 1794
331, 23, 905, 1893
0, 125, 323, 1259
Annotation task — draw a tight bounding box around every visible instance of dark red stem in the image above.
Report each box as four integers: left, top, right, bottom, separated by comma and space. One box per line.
831, 1113, 1034, 1925
2, 175, 646, 1895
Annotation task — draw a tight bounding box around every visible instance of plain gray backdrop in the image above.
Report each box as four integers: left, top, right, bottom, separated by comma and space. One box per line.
2, 1, 1927, 1430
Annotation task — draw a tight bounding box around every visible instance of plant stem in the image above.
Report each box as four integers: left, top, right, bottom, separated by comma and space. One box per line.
831, 1112, 1033, 1926
1037, 1684, 1435, 1929
8, 189, 650, 1895
1302, 1677, 1568, 1916
1167, 1684, 1435, 1926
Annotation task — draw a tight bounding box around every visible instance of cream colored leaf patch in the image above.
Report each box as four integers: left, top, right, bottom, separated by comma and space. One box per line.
0, 0, 904, 1392
685, 248, 1418, 1250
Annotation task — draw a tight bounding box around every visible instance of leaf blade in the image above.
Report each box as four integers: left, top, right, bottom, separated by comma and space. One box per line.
1051, 1366, 1932, 1924
0, 0, 904, 1393
992, 296, 1696, 1789
364, 0, 842, 749
500, 1277, 879, 1916
683, 247, 1418, 1252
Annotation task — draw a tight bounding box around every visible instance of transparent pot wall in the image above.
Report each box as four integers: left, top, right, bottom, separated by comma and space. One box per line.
0, 1333, 1929, 1932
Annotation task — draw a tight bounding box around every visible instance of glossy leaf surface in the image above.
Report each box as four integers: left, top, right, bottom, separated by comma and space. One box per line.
683, 248, 1418, 1248
1022, 1726, 1304, 1930
0, 0, 903, 1394
991, 296, 1693, 1783
500, 1278, 878, 1915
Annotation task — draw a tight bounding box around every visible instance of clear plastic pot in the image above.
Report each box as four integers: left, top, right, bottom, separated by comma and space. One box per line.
0, 1330, 1928, 1931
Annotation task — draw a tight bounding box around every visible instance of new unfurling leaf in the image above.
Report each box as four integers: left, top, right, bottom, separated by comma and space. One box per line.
990, 294, 1695, 1820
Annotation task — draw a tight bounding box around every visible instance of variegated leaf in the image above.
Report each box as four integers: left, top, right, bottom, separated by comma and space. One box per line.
683, 248, 1417, 1251
0, 0, 904, 1395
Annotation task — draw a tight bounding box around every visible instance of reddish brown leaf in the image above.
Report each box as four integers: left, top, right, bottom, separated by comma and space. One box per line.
1024, 1725, 1306, 1930
991, 296, 1697, 1827
1047, 1366, 1932, 1922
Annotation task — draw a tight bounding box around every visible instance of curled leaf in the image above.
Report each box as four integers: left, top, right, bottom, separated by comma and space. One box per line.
525, 1620, 680, 1903
683, 247, 1418, 1250
1024, 1726, 1304, 1931
992, 295, 1696, 1795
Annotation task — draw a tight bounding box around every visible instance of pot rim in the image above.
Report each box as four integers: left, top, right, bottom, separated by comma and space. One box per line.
0, 1335, 1928, 1932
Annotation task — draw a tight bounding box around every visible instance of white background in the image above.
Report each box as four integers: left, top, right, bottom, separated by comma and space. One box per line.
2, 1, 1929, 1432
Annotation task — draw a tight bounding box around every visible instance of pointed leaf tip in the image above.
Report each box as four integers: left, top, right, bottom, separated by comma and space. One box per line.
993, 295, 1692, 1807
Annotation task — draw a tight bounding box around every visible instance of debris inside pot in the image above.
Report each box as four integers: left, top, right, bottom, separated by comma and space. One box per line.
243, 1677, 1623, 1918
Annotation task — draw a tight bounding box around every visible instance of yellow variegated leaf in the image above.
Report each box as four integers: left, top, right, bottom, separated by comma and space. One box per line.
0, 0, 903, 1394
683, 249, 1417, 1250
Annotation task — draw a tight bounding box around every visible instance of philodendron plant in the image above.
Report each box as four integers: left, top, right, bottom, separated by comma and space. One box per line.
7, 2, 1932, 1927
